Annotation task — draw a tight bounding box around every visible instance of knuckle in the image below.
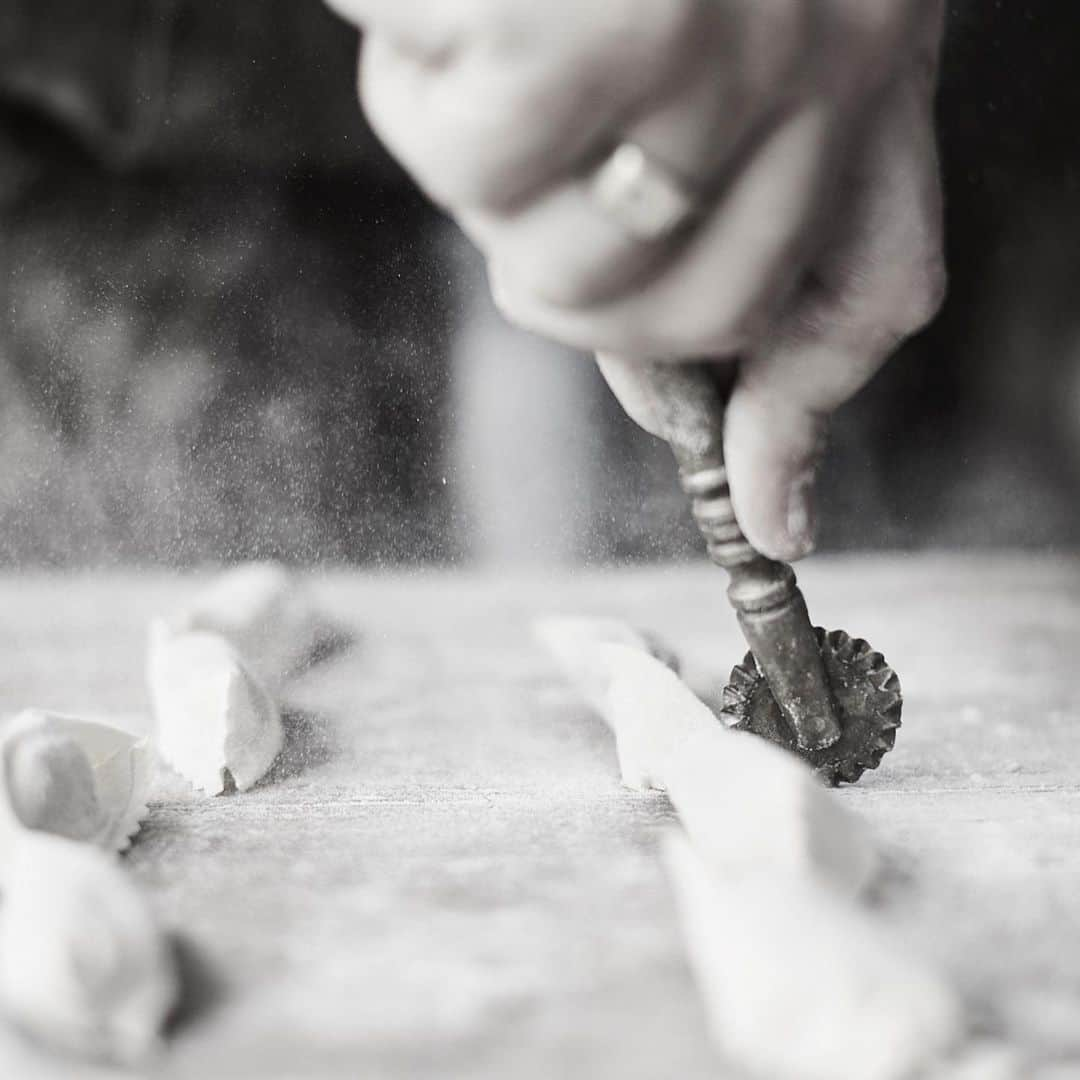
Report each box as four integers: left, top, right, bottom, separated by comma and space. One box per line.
360, 38, 506, 210
920, 256, 949, 320
891, 254, 947, 336
488, 264, 527, 326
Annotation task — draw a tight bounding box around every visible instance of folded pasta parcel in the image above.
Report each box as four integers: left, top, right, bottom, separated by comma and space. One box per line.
0, 831, 177, 1064
0, 709, 152, 852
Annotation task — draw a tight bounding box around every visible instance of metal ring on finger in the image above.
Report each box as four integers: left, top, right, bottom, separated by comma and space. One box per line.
589, 142, 702, 242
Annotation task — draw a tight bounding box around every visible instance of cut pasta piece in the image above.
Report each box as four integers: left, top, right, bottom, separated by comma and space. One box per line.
164, 562, 346, 694
147, 623, 283, 795
0, 831, 177, 1064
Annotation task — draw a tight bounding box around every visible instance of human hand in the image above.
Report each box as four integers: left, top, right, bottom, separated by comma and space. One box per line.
324, 0, 945, 560
598, 67, 944, 559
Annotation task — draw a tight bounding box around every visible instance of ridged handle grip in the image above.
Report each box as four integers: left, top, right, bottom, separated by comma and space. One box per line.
680, 464, 757, 568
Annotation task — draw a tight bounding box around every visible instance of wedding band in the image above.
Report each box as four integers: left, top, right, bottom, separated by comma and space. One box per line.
590, 142, 700, 242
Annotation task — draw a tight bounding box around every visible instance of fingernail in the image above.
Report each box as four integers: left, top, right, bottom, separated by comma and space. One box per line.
785, 467, 817, 559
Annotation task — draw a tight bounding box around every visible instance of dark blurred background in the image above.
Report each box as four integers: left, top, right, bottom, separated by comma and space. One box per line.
0, 1, 1078, 567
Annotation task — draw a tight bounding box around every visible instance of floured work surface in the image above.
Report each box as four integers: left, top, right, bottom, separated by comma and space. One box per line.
0, 555, 1079, 1078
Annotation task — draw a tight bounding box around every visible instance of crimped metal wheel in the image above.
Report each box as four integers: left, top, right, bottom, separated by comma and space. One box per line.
720, 627, 902, 786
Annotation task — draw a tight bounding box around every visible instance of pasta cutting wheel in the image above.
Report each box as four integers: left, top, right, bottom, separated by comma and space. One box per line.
597, 357, 903, 784
720, 627, 902, 785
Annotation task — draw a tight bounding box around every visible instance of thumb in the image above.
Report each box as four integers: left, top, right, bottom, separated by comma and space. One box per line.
724, 380, 828, 561
726, 72, 944, 562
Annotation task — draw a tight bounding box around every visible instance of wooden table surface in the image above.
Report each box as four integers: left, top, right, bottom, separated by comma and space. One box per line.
1, 555, 1079, 1078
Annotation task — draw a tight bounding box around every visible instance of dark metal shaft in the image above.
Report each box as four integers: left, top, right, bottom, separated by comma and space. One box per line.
636, 360, 841, 752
